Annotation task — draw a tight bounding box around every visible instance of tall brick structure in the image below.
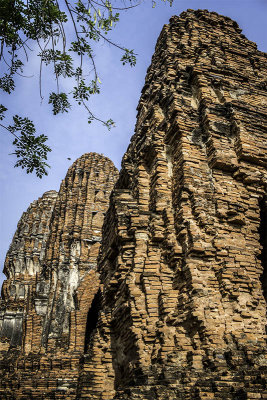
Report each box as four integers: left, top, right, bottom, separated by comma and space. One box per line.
1, 9, 267, 400
0, 153, 118, 398
82, 9, 267, 399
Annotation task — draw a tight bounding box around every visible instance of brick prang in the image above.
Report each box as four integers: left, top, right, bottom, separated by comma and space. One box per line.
1, 9, 267, 400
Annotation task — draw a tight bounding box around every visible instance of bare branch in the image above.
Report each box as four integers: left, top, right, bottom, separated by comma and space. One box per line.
0, 123, 20, 140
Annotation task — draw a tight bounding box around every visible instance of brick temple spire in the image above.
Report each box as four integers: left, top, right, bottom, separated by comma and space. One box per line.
0, 153, 118, 398
1, 9, 267, 399
83, 9, 267, 399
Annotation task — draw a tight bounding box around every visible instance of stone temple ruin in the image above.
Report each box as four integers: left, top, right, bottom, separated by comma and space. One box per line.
0, 9, 267, 400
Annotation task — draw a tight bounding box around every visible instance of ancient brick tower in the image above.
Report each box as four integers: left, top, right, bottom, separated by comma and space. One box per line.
81, 9, 267, 399
0, 153, 118, 398
1, 9, 267, 400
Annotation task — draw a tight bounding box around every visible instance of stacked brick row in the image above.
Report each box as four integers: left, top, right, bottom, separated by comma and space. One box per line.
83, 10, 267, 399
0, 153, 118, 399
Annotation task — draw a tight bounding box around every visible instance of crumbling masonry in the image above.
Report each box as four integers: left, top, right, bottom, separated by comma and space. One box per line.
1, 9, 267, 400
0, 153, 118, 398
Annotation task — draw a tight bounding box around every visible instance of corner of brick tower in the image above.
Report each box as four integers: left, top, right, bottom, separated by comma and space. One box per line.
82, 9, 267, 400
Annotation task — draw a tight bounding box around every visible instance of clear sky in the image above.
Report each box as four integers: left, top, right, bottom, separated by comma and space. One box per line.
0, 0, 267, 287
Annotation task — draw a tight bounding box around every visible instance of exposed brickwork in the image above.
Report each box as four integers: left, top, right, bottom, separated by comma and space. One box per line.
1, 9, 267, 400
0, 153, 118, 399
83, 9, 267, 399
0, 190, 58, 351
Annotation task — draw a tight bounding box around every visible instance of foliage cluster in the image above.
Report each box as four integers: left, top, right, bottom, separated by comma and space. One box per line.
0, 0, 172, 177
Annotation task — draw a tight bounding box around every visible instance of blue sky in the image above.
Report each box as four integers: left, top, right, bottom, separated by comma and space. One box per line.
1, 0, 267, 287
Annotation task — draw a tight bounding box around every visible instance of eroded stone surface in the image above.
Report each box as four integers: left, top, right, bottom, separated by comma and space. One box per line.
1, 9, 267, 400
0, 153, 118, 399
0, 190, 58, 350
82, 9, 267, 399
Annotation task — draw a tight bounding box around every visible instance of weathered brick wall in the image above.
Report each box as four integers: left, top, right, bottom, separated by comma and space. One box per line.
1, 9, 267, 400
82, 10, 267, 399
0, 190, 58, 351
0, 153, 118, 399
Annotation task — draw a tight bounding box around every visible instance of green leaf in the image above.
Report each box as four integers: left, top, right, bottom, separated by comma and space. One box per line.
0, 105, 8, 120
48, 92, 71, 114
5, 115, 51, 178
121, 49, 137, 67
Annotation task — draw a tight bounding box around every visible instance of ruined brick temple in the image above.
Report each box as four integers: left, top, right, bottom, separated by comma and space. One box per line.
1, 9, 267, 400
